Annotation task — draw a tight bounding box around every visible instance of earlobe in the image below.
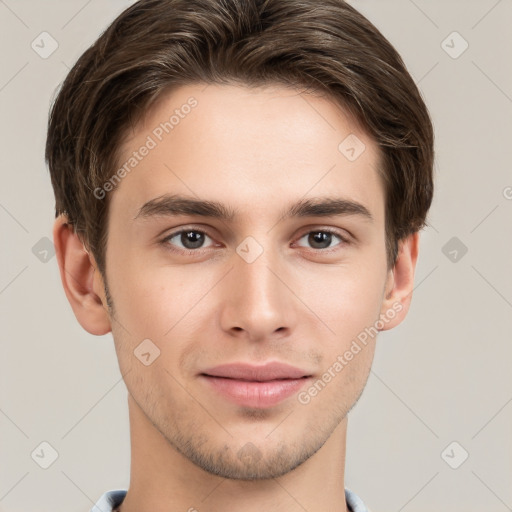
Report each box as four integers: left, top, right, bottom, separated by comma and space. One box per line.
379, 232, 420, 331
53, 215, 112, 335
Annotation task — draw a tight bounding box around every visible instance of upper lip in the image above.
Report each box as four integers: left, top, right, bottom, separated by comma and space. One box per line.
201, 362, 311, 381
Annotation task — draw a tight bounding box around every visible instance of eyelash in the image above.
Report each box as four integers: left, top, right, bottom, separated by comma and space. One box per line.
160, 226, 350, 256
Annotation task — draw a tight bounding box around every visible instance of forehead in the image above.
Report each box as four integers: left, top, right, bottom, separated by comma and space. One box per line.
110, 83, 385, 225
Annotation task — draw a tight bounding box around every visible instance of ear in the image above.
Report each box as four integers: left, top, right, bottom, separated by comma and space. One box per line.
379, 232, 420, 331
52, 214, 112, 335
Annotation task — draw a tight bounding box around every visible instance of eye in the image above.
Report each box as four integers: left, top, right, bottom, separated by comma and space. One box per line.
295, 229, 348, 250
160, 227, 349, 255
162, 228, 215, 252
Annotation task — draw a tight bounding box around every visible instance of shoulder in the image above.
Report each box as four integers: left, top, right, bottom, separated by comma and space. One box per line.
345, 487, 372, 512
90, 489, 127, 512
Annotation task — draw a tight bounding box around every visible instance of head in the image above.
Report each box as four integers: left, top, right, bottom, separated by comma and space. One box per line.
48, 0, 434, 480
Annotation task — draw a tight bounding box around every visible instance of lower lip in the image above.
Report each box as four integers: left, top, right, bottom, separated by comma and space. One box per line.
201, 375, 310, 408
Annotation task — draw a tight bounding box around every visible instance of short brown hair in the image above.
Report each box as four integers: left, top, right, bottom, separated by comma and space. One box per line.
46, 0, 434, 275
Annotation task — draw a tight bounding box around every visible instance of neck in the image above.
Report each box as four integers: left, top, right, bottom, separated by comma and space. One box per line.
118, 394, 349, 512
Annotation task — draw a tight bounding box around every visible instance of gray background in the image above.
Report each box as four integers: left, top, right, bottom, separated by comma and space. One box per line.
1, 0, 511, 511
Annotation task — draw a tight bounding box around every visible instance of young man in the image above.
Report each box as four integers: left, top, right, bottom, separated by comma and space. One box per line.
46, 0, 434, 510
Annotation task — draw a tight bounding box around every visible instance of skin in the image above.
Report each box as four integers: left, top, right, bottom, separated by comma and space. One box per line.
53, 83, 419, 512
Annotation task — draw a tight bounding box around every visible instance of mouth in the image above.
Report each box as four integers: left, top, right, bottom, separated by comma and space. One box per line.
199, 362, 313, 408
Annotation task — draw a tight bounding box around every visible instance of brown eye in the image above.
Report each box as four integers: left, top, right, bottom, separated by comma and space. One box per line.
296, 230, 346, 250
162, 229, 214, 251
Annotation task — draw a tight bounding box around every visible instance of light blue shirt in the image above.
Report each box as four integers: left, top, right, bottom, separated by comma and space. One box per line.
90, 488, 370, 512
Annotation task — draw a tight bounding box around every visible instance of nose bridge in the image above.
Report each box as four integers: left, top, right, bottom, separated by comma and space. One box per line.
220, 237, 294, 340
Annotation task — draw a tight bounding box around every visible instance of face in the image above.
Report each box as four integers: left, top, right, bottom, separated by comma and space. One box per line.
102, 83, 393, 479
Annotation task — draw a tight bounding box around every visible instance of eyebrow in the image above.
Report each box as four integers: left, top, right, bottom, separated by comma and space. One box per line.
134, 194, 373, 223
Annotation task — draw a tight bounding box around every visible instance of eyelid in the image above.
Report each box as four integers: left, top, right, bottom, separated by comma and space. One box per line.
161, 226, 217, 250
294, 224, 352, 242
292, 227, 350, 251
160, 224, 353, 254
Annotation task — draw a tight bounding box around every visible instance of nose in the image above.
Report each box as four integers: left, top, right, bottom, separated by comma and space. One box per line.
218, 243, 297, 342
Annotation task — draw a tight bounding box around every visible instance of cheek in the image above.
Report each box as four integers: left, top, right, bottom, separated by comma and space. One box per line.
107, 231, 387, 346
301, 261, 386, 346
299, 268, 381, 409
108, 258, 218, 345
